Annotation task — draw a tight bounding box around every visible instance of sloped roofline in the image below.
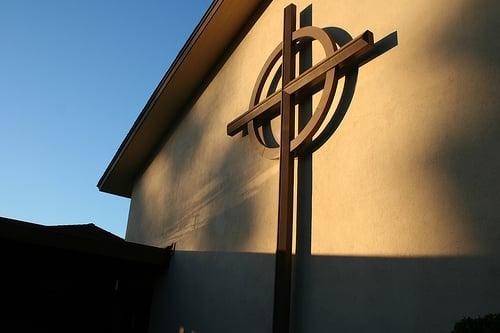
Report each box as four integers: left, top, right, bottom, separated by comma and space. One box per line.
0, 216, 170, 266
97, 0, 269, 197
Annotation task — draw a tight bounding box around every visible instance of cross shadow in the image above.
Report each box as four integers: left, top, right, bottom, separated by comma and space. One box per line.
144, 3, 500, 333
308, 29, 398, 155
292, 5, 398, 332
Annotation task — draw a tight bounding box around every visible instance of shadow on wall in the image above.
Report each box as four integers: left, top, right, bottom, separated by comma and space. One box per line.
433, 0, 500, 254
127, 87, 266, 250
148, 251, 500, 333
144, 2, 500, 332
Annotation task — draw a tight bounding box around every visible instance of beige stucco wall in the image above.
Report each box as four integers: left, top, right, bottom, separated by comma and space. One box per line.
126, 1, 500, 332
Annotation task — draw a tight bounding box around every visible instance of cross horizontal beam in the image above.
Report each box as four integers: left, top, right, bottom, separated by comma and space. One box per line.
226, 30, 374, 137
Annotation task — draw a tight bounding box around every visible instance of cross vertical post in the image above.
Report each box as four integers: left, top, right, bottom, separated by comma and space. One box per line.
226, 5, 377, 330
273, 4, 296, 333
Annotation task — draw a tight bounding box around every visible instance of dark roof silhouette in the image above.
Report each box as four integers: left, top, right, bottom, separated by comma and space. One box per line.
0, 216, 172, 332
0, 216, 169, 266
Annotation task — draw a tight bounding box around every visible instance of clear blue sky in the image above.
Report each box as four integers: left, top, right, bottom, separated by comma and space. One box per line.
0, 0, 212, 236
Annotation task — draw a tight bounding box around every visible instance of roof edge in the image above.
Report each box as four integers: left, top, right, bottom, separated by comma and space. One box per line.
98, 0, 268, 197
97, 0, 224, 195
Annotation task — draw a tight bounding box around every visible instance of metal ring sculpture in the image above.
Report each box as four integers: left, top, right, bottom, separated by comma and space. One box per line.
248, 26, 337, 159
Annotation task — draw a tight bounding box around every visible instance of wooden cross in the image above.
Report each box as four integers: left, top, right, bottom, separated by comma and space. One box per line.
227, 4, 374, 332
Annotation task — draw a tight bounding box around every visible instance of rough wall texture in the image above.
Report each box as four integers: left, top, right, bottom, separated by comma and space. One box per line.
126, 0, 500, 332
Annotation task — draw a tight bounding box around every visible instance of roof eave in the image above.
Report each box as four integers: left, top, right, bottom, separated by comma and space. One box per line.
98, 0, 269, 198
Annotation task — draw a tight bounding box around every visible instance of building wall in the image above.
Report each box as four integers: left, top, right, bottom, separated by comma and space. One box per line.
126, 1, 500, 332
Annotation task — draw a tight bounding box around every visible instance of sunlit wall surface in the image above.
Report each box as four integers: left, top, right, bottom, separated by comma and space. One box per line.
126, 1, 500, 332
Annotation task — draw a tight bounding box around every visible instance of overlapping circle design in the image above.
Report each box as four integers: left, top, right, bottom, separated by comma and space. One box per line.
247, 26, 339, 159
